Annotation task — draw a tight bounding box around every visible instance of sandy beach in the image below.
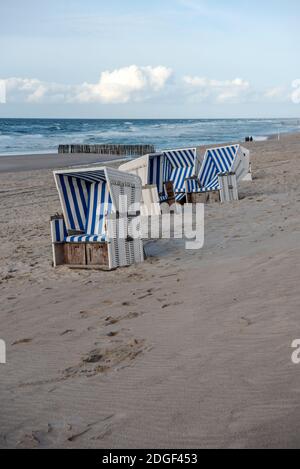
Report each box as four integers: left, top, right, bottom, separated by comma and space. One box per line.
1, 133, 300, 449
0, 152, 126, 174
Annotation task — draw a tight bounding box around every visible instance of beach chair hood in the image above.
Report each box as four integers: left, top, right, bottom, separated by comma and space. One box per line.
198, 144, 250, 190
53, 166, 142, 235
119, 148, 198, 202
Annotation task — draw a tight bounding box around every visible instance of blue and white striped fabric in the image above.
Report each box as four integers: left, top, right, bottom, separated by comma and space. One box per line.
60, 170, 107, 184
51, 218, 68, 243
148, 153, 174, 202
163, 155, 173, 183
55, 170, 113, 243
185, 178, 199, 194
57, 174, 91, 232
175, 193, 187, 202
159, 157, 173, 202
163, 148, 196, 168
85, 181, 112, 239
159, 194, 169, 203
198, 145, 238, 190
65, 234, 107, 243
149, 153, 166, 194
162, 148, 197, 201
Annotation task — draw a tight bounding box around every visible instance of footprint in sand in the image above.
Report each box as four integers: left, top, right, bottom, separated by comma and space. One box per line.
125, 312, 139, 320
105, 316, 119, 325
17, 432, 41, 448
60, 330, 74, 336
240, 317, 253, 327
159, 273, 178, 279
90, 413, 126, 441
63, 338, 147, 379
67, 428, 91, 442
107, 331, 119, 337
121, 301, 135, 307
137, 291, 153, 300
105, 311, 140, 326
79, 310, 91, 319
47, 415, 122, 445
12, 338, 32, 346
161, 301, 184, 309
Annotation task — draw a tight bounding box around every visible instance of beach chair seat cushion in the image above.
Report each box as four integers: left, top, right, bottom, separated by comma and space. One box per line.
65, 234, 107, 243
159, 194, 169, 203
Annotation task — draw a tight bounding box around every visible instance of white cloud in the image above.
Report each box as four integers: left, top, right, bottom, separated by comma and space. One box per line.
4, 70, 300, 107
3, 65, 173, 105
5, 77, 70, 103
75, 65, 173, 104
291, 79, 300, 104
183, 76, 251, 103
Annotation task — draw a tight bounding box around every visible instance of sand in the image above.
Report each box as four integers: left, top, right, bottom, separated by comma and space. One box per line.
1, 134, 300, 449
0, 152, 126, 173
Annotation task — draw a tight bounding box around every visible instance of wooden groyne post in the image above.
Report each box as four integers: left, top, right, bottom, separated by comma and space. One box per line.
58, 144, 155, 157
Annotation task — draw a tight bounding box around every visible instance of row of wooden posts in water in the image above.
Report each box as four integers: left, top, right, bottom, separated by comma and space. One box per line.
58, 144, 155, 156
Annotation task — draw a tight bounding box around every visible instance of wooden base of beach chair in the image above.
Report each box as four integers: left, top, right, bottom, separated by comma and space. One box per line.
187, 190, 220, 204
64, 243, 86, 265
52, 243, 65, 267
53, 242, 109, 269
209, 191, 221, 203
86, 243, 109, 266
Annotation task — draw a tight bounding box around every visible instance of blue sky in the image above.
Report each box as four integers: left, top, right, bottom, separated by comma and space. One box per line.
1, 0, 300, 118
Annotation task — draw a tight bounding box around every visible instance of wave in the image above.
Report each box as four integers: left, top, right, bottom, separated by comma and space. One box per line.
253, 135, 268, 142
0, 118, 299, 155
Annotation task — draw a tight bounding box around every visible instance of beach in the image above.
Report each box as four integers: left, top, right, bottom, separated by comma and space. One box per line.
1, 133, 300, 448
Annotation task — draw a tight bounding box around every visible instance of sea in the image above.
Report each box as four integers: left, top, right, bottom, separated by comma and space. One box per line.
0, 118, 299, 156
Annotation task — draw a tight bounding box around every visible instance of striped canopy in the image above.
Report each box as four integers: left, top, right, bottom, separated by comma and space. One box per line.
198, 145, 239, 190
148, 153, 166, 195
54, 168, 114, 242
119, 148, 197, 203
162, 148, 197, 201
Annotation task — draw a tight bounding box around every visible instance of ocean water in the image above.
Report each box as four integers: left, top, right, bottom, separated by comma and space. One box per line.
0, 118, 299, 155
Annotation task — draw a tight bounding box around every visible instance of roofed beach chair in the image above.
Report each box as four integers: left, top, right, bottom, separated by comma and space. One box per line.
162, 148, 198, 202
185, 144, 250, 204
50, 167, 144, 270
119, 148, 198, 206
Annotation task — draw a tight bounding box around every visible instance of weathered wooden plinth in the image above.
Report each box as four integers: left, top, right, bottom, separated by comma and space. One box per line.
187, 191, 221, 204
53, 242, 109, 269
58, 144, 155, 157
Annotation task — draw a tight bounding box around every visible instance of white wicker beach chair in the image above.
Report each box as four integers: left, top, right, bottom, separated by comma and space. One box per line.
119, 148, 198, 204
50, 167, 144, 270
185, 144, 250, 203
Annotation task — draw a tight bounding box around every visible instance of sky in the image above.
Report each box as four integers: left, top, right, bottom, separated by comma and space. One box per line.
0, 0, 300, 118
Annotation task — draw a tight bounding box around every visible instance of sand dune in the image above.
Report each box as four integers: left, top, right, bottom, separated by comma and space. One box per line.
1, 134, 300, 448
